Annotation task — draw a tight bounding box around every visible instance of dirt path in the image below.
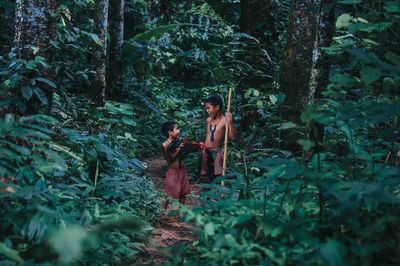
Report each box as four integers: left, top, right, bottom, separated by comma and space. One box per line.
137, 156, 200, 265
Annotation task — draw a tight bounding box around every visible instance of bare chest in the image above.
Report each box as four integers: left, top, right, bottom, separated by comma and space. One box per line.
206, 118, 226, 146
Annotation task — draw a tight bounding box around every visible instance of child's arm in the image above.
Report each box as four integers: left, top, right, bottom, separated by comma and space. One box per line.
225, 112, 237, 140
162, 143, 177, 164
163, 142, 184, 164
204, 117, 211, 143
169, 143, 184, 160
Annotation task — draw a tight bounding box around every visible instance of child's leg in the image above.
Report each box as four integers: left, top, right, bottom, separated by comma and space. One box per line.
178, 196, 186, 219
164, 199, 170, 211
179, 195, 186, 205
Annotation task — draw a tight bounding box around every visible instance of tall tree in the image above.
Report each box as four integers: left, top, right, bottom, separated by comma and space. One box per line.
107, 0, 124, 100
92, 0, 109, 105
279, 0, 336, 122
13, 0, 59, 114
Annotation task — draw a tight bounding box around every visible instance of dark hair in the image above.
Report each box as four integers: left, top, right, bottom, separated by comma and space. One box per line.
161, 121, 176, 137
204, 95, 223, 110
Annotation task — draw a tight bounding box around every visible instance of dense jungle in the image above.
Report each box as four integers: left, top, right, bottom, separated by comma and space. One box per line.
0, 0, 400, 265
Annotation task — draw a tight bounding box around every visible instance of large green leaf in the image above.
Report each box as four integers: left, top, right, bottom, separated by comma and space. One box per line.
338, 0, 361, 4
33, 88, 48, 105
320, 240, 347, 266
385, 51, 400, 66
0, 242, 24, 263
346, 48, 392, 71
35, 77, 57, 89
360, 66, 382, 85
336, 13, 352, 29
132, 24, 179, 42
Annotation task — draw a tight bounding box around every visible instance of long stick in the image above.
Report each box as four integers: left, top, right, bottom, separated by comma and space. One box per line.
222, 88, 232, 176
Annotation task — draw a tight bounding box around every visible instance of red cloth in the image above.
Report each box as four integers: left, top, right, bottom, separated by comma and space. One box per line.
201, 148, 224, 181
164, 167, 190, 199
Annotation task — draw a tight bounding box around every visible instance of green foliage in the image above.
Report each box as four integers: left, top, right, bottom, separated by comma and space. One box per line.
132, 24, 180, 42
0, 55, 55, 113
169, 1, 400, 265
0, 102, 161, 264
2, 0, 399, 265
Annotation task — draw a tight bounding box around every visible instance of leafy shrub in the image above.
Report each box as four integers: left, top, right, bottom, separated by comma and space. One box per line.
172, 1, 400, 265
0, 104, 161, 264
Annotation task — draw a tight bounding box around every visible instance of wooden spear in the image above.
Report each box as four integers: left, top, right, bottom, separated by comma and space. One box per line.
222, 88, 232, 177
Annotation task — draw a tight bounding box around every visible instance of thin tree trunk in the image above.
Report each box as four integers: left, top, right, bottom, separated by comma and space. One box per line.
311, 1, 336, 101
239, 0, 251, 35
13, 0, 59, 114
92, 0, 109, 105
107, 0, 124, 100
160, 0, 169, 18
307, 1, 336, 159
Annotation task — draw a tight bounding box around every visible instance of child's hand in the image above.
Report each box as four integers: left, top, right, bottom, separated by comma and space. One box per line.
199, 142, 206, 149
176, 142, 184, 152
225, 112, 234, 123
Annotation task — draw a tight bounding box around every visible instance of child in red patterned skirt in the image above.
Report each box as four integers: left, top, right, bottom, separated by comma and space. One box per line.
161, 121, 190, 211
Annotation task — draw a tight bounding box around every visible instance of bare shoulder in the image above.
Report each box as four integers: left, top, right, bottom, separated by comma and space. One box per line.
162, 142, 168, 151
219, 116, 227, 127
206, 117, 211, 123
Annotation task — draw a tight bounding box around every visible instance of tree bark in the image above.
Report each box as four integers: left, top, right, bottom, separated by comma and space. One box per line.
92, 0, 109, 105
14, 0, 58, 60
240, 0, 251, 35
13, 0, 59, 114
279, 0, 335, 122
107, 0, 124, 100
310, 1, 336, 102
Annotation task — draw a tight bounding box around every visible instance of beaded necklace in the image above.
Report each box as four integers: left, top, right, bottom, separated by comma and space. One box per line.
209, 115, 223, 142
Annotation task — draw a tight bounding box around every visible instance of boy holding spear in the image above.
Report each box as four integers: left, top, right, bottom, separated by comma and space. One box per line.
201, 90, 236, 182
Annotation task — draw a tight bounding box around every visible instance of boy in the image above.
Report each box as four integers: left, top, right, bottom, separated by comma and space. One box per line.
161, 121, 190, 210
201, 95, 236, 182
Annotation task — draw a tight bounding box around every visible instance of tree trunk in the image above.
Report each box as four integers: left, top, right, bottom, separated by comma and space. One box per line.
107, 0, 124, 100
13, 0, 59, 114
310, 1, 336, 102
279, 0, 335, 122
239, 0, 251, 35
92, 0, 109, 105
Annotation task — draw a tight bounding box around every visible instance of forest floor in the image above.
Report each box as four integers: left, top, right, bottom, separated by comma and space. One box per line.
137, 156, 200, 265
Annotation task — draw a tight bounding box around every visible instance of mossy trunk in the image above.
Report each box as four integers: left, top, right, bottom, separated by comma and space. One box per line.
92, 0, 109, 105
280, 1, 336, 122
13, 0, 59, 114
107, 0, 124, 100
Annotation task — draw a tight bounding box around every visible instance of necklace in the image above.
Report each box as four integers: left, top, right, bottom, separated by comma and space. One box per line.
209, 116, 223, 142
